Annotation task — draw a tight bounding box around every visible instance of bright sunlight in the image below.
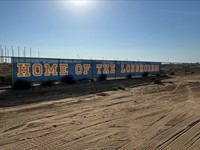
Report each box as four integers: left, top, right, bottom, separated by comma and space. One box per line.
62, 0, 96, 14
69, 0, 91, 7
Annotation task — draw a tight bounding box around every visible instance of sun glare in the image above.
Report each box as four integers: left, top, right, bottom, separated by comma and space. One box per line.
70, 0, 90, 7
63, 0, 95, 11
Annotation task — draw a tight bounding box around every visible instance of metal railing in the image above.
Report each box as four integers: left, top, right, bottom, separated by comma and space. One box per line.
0, 56, 12, 77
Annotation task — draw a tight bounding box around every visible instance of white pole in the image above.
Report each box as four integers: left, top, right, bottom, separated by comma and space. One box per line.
18, 46, 20, 57
24, 47, 26, 57
7, 49, 10, 63
1, 48, 3, 63
12, 45, 14, 57
0, 45, 2, 63
5, 45, 7, 63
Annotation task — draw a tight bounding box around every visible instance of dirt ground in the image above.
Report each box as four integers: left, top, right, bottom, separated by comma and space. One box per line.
0, 75, 200, 150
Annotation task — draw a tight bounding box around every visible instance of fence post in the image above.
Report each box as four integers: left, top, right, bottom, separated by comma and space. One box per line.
92, 59, 94, 79
0, 45, 2, 63
11, 57, 14, 84
115, 60, 117, 80
58, 59, 61, 81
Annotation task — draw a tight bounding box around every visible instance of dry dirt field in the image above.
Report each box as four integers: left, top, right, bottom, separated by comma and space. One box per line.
0, 75, 200, 150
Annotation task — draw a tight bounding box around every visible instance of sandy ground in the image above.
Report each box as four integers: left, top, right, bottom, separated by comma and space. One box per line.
0, 75, 200, 150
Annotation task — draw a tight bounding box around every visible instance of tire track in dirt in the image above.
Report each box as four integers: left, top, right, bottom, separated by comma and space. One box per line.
156, 118, 200, 150
119, 109, 184, 150
119, 79, 200, 150
186, 85, 194, 103
1, 91, 139, 149
142, 108, 199, 149
1, 76, 200, 150
0, 93, 133, 149
0, 92, 167, 150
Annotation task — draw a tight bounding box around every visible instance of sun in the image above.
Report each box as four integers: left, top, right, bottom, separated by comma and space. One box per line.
62, 0, 95, 14
65, 0, 93, 9
70, 0, 90, 7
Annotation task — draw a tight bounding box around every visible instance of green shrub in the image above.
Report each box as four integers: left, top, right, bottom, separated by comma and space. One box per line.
112, 87, 119, 91
78, 77, 91, 83
61, 75, 76, 84
98, 74, 107, 81
154, 78, 161, 84
40, 80, 53, 87
170, 72, 175, 75
126, 74, 132, 79
2, 74, 12, 84
142, 72, 148, 77
118, 86, 126, 90
90, 78, 95, 82
12, 79, 32, 89
156, 74, 161, 77
162, 74, 169, 78
82, 78, 90, 80
151, 77, 156, 81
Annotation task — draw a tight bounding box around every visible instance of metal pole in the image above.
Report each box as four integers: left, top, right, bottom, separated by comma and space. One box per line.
24, 47, 26, 57
1, 48, 3, 63
7, 49, 9, 63
5, 45, 7, 63
18, 46, 20, 57
92, 59, 93, 79
30, 48, 32, 57
7, 49, 10, 63
11, 45, 14, 57
115, 60, 117, 80
0, 45, 2, 63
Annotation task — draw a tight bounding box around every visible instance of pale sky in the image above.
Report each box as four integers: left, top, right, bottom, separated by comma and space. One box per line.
0, 0, 200, 63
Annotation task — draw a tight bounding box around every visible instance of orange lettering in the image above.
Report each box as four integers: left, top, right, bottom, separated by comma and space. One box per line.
44, 64, 58, 76
60, 64, 68, 76
103, 64, 109, 74
110, 64, 115, 73
156, 65, 160, 71
17, 63, 31, 77
32, 64, 42, 76
75, 64, 82, 75
121, 64, 125, 73
83, 64, 90, 75
136, 64, 139, 72
126, 64, 131, 73
131, 64, 135, 72
152, 65, 155, 72
96, 64, 102, 74
144, 65, 148, 72
148, 65, 151, 72
140, 64, 144, 72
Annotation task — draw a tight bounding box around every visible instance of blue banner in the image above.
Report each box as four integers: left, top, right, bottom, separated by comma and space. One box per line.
12, 57, 161, 82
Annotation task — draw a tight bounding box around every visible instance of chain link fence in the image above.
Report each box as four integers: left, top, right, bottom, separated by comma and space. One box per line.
0, 56, 12, 86
0, 56, 199, 87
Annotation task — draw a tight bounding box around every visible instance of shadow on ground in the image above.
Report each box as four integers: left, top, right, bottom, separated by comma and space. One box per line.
0, 76, 170, 107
